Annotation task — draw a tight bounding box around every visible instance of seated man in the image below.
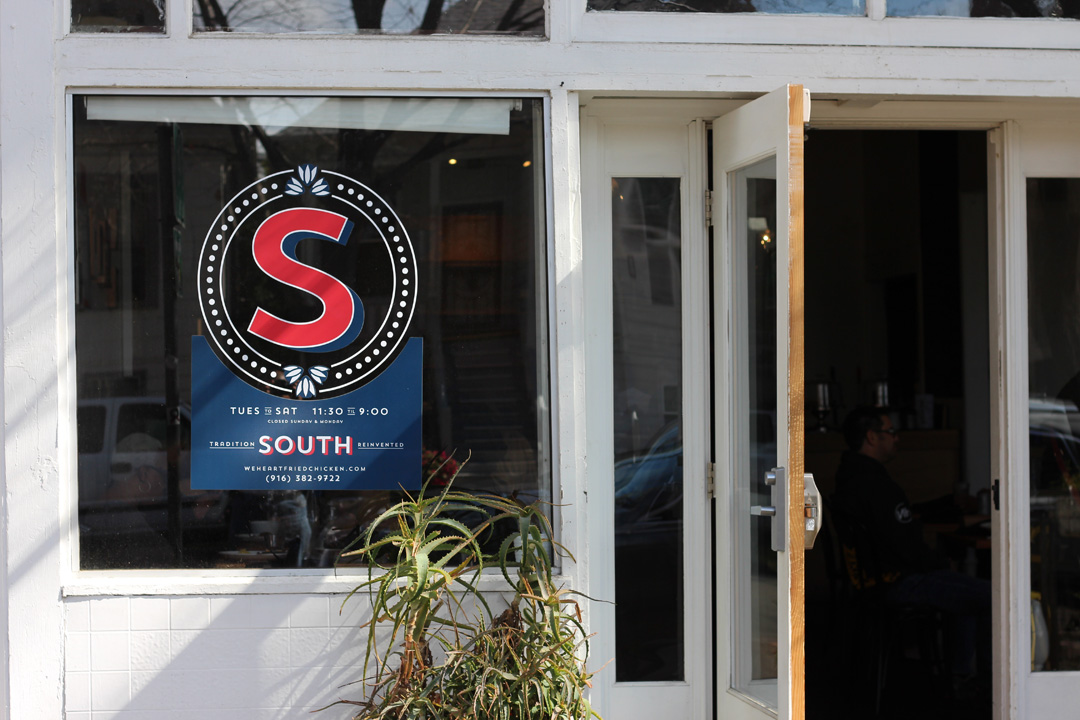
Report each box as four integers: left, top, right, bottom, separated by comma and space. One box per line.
832, 406, 991, 683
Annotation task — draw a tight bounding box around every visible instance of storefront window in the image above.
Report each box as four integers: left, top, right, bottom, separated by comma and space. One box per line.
72, 0, 165, 32
73, 95, 549, 570
193, 0, 544, 35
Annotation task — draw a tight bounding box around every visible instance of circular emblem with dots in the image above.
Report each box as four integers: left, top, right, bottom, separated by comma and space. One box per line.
198, 165, 417, 400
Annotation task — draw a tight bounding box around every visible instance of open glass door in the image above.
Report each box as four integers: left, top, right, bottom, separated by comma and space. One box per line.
713, 85, 809, 720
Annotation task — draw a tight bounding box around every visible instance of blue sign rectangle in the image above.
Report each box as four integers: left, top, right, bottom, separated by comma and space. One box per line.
191, 335, 422, 491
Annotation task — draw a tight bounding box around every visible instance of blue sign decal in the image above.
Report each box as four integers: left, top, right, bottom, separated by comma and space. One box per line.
191, 165, 423, 491
191, 335, 422, 491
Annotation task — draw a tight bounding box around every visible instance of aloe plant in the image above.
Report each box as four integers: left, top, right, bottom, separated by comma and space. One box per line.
325, 464, 599, 720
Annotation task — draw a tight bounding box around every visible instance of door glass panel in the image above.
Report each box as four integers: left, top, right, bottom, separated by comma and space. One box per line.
733, 158, 779, 696
193, 0, 544, 35
612, 177, 684, 682
1027, 177, 1080, 671
888, 0, 1079, 18
588, 0, 864, 16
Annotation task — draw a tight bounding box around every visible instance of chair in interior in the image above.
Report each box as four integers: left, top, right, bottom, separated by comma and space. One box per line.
826, 497, 949, 717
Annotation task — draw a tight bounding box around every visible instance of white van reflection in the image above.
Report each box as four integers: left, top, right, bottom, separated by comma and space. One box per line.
78, 398, 225, 554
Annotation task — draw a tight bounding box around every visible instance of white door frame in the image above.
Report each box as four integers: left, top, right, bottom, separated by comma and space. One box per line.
580, 99, 729, 720
810, 102, 1080, 720
994, 118, 1080, 719
988, 120, 1025, 720
810, 104, 1011, 720
578, 95, 1080, 720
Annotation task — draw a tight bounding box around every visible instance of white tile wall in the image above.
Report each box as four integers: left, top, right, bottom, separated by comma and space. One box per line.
65, 595, 373, 719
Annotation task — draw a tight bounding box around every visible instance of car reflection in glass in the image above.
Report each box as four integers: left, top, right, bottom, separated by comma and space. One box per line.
613, 420, 683, 681
613, 412, 779, 529
78, 398, 228, 567
614, 421, 683, 531
1030, 396, 1080, 499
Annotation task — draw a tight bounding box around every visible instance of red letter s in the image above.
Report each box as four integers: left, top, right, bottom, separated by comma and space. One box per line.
247, 208, 363, 352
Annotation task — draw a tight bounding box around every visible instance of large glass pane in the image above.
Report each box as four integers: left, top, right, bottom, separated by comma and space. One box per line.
73, 95, 549, 569
733, 158, 779, 697
193, 0, 543, 35
612, 177, 684, 682
888, 0, 1080, 17
587, 0, 864, 16
72, 0, 165, 32
1027, 177, 1080, 671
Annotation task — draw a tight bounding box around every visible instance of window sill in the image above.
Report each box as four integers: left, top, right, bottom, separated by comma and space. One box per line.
62, 568, 564, 597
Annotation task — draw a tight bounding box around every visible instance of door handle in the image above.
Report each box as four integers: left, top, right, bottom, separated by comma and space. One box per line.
804, 472, 822, 550
749, 469, 817, 551
750, 466, 786, 553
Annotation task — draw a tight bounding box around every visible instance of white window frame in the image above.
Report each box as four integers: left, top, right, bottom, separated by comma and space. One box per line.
62, 0, 1080, 52
571, 0, 1080, 49
59, 87, 564, 594
64, 0, 555, 38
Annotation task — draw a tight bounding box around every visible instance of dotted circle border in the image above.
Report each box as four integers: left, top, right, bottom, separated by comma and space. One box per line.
196, 169, 417, 398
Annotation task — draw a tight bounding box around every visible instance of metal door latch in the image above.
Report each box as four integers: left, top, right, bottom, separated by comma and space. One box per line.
751, 467, 786, 552
804, 472, 822, 550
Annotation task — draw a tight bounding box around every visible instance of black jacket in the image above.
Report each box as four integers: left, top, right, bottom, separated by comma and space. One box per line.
831, 451, 942, 582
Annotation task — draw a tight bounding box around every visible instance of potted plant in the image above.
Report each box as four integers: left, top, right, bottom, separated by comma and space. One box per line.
324, 460, 600, 720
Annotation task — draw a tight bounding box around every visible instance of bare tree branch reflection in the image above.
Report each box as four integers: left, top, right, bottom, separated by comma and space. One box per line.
193, 0, 544, 34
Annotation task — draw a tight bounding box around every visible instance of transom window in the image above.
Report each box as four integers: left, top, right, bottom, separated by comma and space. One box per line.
70, 0, 545, 34
585, 0, 1077, 17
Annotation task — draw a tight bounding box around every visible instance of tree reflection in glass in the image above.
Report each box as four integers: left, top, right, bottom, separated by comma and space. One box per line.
194, 0, 543, 35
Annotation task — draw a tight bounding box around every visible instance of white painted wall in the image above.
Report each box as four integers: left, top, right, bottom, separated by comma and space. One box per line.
2, 0, 65, 716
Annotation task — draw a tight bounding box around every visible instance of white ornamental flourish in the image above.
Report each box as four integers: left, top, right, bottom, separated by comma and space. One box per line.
283, 365, 329, 399
284, 164, 330, 197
